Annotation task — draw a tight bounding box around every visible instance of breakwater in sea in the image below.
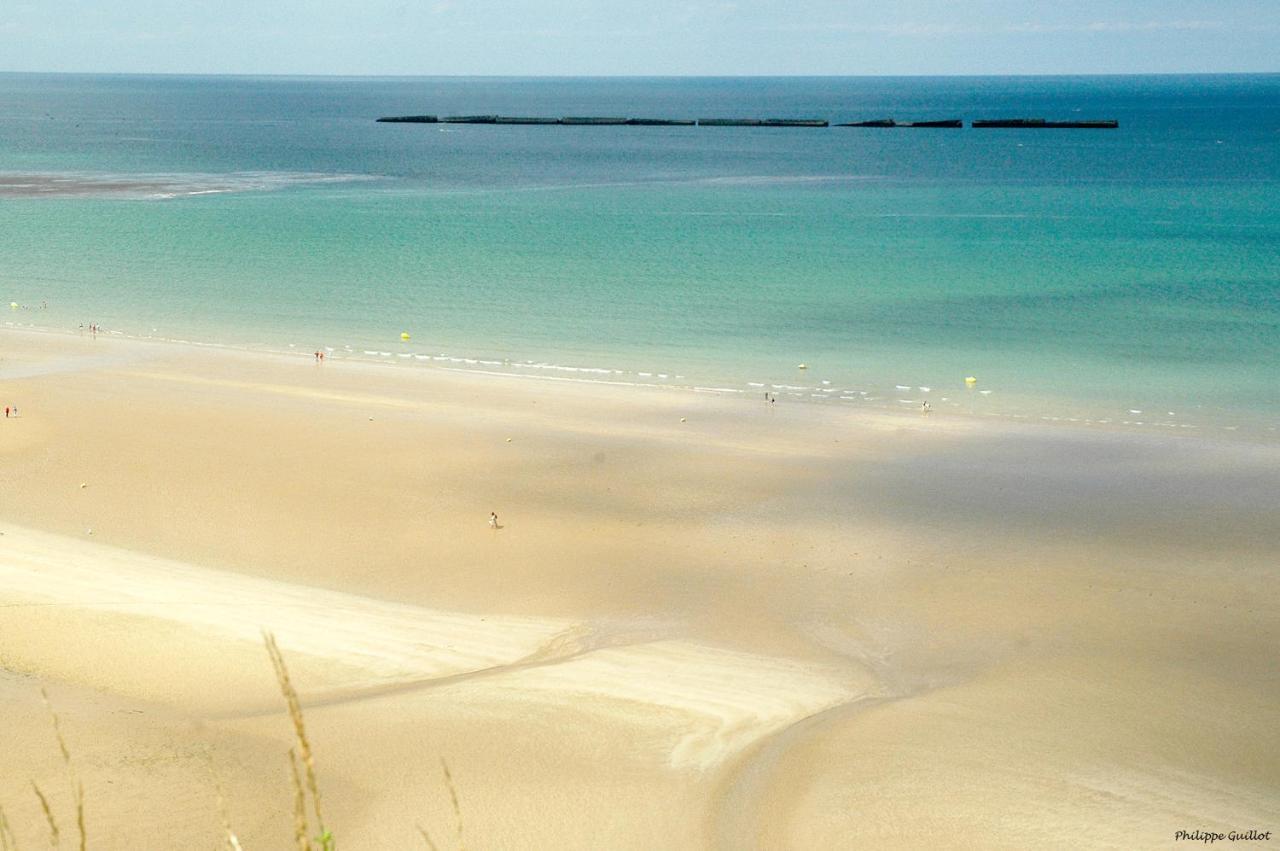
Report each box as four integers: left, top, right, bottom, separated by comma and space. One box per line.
376, 114, 1116, 128
377, 115, 831, 127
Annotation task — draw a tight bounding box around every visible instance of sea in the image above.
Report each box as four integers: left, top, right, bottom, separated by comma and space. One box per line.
2, 74, 1278, 436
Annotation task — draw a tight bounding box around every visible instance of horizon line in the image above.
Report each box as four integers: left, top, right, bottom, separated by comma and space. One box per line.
1, 69, 1278, 80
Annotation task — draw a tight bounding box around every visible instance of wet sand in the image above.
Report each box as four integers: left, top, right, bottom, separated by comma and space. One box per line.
1, 328, 1277, 848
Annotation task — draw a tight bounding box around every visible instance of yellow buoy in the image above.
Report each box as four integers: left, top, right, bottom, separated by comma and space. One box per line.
400, 332, 411, 341
8, 302, 17, 310
965, 376, 978, 386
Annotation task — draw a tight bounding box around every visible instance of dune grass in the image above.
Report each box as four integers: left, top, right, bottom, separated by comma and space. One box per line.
7, 687, 87, 851
264, 630, 334, 851
262, 631, 467, 850
40, 687, 85, 851
7, 633, 465, 849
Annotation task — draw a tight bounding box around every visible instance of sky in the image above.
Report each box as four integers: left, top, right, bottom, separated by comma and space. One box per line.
2, 0, 1277, 76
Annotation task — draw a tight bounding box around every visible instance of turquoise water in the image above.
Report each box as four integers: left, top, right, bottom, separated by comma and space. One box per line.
2, 74, 1278, 433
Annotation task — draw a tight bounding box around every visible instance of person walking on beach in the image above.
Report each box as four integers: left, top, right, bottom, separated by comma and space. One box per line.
4, 406, 8, 418
489, 511, 499, 530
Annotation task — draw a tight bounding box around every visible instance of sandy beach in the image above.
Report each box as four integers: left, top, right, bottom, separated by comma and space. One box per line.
2, 327, 1277, 849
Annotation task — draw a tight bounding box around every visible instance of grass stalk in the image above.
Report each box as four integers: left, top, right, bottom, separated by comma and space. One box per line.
264, 631, 332, 850
70, 787, 82, 851
288, 750, 312, 851
416, 825, 441, 851
29, 784, 57, 847
0, 803, 19, 851
38, 689, 84, 851
207, 758, 243, 851
440, 759, 465, 851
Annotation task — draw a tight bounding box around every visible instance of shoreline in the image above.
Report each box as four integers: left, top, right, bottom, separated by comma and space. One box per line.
5, 322, 1276, 446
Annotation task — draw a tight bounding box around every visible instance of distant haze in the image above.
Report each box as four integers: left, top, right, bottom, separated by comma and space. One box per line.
2, 0, 1277, 76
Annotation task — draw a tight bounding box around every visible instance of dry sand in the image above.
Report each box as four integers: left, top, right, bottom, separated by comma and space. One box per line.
1, 328, 1277, 849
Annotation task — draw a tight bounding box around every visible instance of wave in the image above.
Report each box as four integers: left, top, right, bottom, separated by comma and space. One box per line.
0, 170, 379, 200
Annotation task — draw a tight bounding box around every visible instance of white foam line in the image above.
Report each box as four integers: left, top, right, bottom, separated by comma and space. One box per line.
438, 367, 668, 390
510, 362, 616, 375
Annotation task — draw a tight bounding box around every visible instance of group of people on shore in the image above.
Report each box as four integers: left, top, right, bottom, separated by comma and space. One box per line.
4, 405, 19, 418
